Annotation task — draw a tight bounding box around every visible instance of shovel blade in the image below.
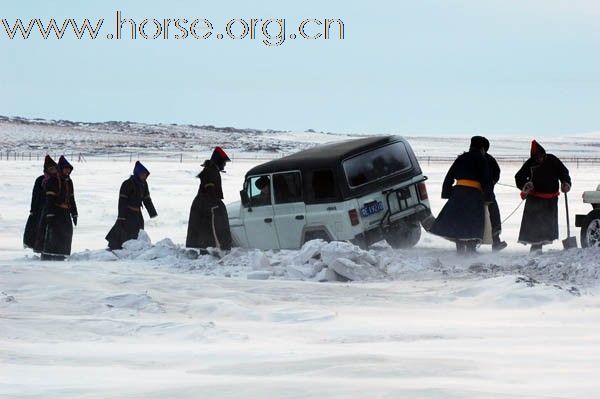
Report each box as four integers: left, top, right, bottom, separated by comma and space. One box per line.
563, 236, 577, 250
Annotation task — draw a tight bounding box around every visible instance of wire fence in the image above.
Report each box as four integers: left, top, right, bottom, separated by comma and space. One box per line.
2, 149, 600, 168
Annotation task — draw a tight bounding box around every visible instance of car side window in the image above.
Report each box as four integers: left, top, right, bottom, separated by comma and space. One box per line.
311, 169, 337, 201
273, 172, 303, 204
247, 175, 271, 207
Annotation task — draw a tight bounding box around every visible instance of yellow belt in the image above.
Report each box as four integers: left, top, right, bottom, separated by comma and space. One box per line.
128, 206, 141, 212
455, 179, 482, 191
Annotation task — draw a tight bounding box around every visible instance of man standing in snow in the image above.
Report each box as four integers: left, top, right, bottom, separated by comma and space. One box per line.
24, 155, 57, 253
430, 136, 493, 254
41, 156, 78, 261
515, 140, 571, 254
483, 138, 507, 251
186, 147, 232, 252
106, 161, 158, 250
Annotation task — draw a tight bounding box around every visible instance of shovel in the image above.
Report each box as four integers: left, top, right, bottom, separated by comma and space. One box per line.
563, 192, 578, 250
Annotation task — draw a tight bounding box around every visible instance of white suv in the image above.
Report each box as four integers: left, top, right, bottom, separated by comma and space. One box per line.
226, 136, 434, 250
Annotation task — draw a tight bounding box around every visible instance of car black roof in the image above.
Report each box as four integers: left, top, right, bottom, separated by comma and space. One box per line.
246, 135, 405, 176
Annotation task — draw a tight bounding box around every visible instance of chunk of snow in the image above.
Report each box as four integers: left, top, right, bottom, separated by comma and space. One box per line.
329, 258, 383, 281
247, 270, 272, 280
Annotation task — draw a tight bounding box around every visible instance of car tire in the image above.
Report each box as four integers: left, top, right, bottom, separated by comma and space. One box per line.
303, 230, 331, 244
580, 209, 600, 248
385, 224, 421, 249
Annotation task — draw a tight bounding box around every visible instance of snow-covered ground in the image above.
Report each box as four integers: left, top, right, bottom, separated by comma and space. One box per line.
2, 125, 600, 398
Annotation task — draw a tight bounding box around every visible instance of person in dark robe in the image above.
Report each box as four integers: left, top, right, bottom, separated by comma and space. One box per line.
515, 140, 571, 254
186, 147, 232, 252
106, 161, 157, 250
41, 156, 78, 261
24, 155, 57, 252
482, 138, 507, 251
430, 136, 493, 254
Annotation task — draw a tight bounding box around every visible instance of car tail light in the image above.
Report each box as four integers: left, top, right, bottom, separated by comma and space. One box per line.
348, 209, 360, 226
418, 182, 428, 200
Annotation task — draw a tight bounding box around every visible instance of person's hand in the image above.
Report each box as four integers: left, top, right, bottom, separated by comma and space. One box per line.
72, 215, 78, 226
523, 182, 534, 193
561, 182, 571, 193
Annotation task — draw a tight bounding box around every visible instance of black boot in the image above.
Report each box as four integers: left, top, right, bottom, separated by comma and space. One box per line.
492, 235, 507, 252
530, 244, 543, 255
456, 241, 466, 254
465, 240, 478, 255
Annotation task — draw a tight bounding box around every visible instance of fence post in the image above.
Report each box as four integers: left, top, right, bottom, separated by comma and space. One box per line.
180, 153, 183, 163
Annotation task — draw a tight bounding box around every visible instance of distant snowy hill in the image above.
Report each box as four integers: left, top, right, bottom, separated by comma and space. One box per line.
2, 115, 599, 161
0, 115, 354, 157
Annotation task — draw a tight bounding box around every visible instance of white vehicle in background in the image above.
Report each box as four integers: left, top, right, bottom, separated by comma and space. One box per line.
576, 186, 600, 247
226, 136, 435, 250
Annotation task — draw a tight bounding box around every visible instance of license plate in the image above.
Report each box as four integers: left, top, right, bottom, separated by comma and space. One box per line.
360, 201, 384, 217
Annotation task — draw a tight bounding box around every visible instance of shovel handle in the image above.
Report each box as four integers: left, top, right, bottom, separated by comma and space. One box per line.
565, 192, 571, 237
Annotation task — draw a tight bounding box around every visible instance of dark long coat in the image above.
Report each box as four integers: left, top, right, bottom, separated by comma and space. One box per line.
23, 175, 46, 251
515, 154, 571, 245
42, 175, 78, 257
106, 175, 157, 250
430, 149, 493, 242
186, 160, 232, 250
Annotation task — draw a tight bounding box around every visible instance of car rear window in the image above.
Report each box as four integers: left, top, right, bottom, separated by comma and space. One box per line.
343, 141, 413, 187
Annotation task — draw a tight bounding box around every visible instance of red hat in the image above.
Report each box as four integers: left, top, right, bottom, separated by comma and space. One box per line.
212, 146, 230, 162
530, 140, 546, 158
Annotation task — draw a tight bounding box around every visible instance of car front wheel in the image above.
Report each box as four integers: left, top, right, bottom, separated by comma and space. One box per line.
581, 209, 600, 248
385, 223, 421, 249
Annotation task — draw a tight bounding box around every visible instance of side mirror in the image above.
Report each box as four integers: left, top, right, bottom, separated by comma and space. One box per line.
240, 190, 250, 206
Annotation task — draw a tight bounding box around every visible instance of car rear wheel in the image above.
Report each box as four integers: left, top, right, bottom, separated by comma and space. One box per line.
385, 224, 421, 249
303, 229, 331, 244
581, 210, 600, 248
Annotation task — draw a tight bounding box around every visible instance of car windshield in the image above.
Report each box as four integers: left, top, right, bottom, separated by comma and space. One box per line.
343, 141, 412, 187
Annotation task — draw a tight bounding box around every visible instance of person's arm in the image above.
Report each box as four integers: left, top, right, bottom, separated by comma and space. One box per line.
515, 159, 532, 190
142, 182, 158, 218
479, 154, 493, 202
489, 155, 500, 184
45, 177, 59, 219
553, 155, 571, 191
201, 167, 221, 199
554, 155, 571, 186
117, 180, 131, 220
30, 177, 43, 214
441, 160, 457, 199
70, 180, 78, 225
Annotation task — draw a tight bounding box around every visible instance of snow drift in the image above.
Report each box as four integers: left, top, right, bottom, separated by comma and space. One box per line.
67, 232, 600, 292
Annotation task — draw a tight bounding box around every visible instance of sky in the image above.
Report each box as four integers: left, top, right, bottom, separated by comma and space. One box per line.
1, 0, 599, 136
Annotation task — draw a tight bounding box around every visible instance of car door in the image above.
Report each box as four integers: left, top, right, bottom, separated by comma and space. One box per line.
241, 175, 280, 250
272, 171, 306, 249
